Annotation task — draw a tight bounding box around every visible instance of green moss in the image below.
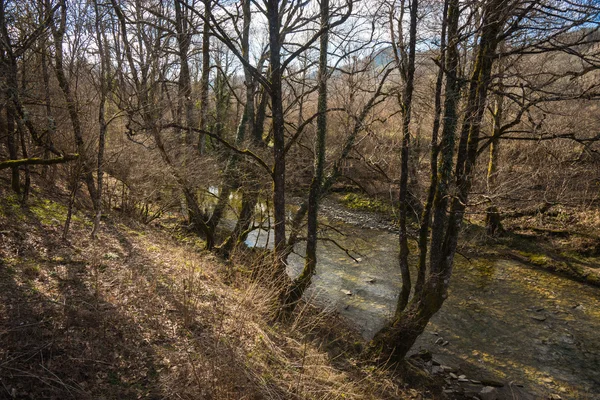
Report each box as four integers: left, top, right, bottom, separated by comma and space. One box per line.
121, 224, 146, 237
146, 244, 160, 252
518, 251, 550, 266
103, 252, 120, 260
341, 193, 392, 214
560, 251, 597, 267
0, 194, 26, 220
31, 198, 92, 227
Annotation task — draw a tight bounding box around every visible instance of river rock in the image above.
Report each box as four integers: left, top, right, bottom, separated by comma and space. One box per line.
418, 349, 432, 361
464, 390, 480, 399
441, 365, 456, 373
341, 289, 352, 296
435, 337, 444, 345
532, 315, 547, 322
449, 372, 458, 379
365, 277, 376, 283
480, 379, 504, 387
479, 386, 499, 400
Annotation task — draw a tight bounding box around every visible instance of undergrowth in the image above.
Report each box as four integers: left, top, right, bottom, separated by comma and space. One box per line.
0, 187, 433, 399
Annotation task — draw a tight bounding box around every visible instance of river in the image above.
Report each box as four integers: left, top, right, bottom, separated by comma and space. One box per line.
224, 193, 600, 399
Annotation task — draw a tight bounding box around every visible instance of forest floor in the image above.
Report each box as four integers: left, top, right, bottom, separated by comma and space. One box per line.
0, 184, 443, 400
461, 208, 600, 288
2, 183, 599, 399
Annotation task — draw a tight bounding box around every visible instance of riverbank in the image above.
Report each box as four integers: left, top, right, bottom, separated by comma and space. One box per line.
292, 192, 600, 399
2, 185, 598, 399
0, 188, 445, 399
319, 192, 600, 288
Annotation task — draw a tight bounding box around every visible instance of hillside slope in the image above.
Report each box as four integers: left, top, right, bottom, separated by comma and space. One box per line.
0, 188, 433, 400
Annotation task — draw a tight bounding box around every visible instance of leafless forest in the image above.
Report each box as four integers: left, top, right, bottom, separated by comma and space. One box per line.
1, 0, 600, 399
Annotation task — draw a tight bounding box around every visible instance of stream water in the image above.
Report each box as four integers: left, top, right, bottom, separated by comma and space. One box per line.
217, 192, 600, 399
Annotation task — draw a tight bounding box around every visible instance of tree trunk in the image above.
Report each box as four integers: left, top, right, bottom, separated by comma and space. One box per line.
284, 69, 392, 261
280, 0, 330, 314
370, 0, 507, 363
0, 1, 21, 195
415, 0, 448, 296
198, 0, 211, 154
5, 104, 20, 195
218, 184, 259, 257
174, 0, 194, 146
428, 0, 461, 276
370, 279, 446, 363
92, 0, 110, 239
40, 33, 56, 179
51, 0, 98, 210
267, 0, 288, 274
208, 0, 255, 239
485, 71, 505, 237
396, 0, 418, 314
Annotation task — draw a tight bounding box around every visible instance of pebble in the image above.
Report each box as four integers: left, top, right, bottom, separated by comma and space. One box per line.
341, 289, 352, 296
435, 337, 444, 345
479, 386, 498, 400
532, 315, 547, 322
449, 372, 458, 379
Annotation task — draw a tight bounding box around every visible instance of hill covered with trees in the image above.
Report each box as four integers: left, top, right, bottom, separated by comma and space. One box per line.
1, 0, 600, 399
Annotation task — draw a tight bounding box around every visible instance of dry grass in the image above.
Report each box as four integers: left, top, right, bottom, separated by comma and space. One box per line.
0, 188, 432, 399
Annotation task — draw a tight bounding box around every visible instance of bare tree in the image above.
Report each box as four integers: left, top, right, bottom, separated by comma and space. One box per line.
369, 0, 600, 363
50, 0, 98, 212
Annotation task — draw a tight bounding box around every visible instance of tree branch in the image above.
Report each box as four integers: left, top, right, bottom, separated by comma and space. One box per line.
0, 154, 79, 170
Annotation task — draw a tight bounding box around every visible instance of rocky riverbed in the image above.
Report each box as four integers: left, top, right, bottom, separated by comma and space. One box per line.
234, 194, 600, 399
281, 198, 600, 400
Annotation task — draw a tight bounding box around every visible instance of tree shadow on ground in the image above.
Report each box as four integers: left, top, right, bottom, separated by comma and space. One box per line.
0, 198, 291, 399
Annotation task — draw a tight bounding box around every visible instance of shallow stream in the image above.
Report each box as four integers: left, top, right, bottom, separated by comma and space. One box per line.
216, 192, 600, 399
